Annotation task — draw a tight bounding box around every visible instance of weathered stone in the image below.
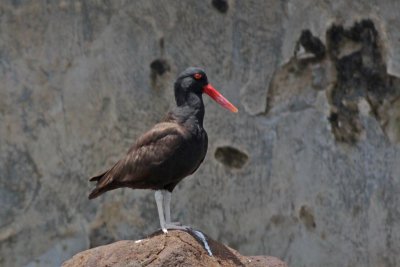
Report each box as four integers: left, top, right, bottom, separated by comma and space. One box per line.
62, 230, 287, 267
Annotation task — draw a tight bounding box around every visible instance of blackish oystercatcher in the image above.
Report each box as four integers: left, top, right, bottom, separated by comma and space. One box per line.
88, 67, 238, 233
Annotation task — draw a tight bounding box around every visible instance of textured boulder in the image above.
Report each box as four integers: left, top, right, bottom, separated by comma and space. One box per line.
62, 230, 287, 267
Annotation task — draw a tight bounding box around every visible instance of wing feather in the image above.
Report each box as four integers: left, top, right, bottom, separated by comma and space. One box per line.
88, 122, 187, 198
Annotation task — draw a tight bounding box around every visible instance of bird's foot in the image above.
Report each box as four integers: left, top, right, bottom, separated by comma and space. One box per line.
161, 223, 191, 234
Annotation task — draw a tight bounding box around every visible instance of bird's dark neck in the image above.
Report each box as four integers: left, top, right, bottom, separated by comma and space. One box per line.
169, 92, 205, 127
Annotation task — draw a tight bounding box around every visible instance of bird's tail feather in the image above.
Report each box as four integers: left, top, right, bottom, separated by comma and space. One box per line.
89, 171, 107, 182
88, 160, 126, 199
89, 181, 122, 199
88, 171, 108, 199
88, 186, 105, 199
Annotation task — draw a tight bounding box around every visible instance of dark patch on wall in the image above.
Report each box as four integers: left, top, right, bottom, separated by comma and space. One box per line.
326, 19, 400, 143
150, 58, 170, 76
214, 146, 248, 169
212, 0, 229, 13
295, 30, 326, 60
150, 58, 171, 87
268, 19, 400, 143
299, 205, 316, 230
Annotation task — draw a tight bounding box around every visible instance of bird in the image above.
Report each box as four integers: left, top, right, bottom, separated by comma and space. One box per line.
88, 67, 238, 233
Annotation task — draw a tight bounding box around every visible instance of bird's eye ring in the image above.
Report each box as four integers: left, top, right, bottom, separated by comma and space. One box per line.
194, 73, 202, 80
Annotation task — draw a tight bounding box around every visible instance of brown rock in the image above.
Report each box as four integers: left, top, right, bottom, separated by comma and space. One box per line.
62, 230, 287, 267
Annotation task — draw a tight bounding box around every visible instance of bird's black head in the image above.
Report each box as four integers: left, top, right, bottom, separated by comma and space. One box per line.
174, 67, 208, 98
174, 67, 238, 113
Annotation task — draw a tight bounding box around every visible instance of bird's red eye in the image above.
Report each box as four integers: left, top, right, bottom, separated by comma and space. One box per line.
194, 73, 202, 80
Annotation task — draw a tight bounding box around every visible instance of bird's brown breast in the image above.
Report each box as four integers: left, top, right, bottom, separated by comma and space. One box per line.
110, 122, 207, 190
143, 126, 207, 189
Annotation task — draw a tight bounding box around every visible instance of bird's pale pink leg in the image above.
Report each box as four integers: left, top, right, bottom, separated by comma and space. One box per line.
156, 190, 188, 233
162, 190, 172, 224
155, 190, 168, 233
162, 190, 182, 226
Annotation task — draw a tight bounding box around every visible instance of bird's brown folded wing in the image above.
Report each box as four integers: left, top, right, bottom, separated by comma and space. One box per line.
89, 123, 187, 198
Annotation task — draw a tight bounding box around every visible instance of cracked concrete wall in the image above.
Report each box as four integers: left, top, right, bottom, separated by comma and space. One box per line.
0, 1, 399, 267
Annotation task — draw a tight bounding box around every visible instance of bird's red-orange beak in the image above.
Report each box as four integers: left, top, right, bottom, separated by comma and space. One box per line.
203, 84, 238, 113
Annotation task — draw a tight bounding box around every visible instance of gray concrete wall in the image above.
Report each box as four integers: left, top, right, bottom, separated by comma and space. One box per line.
0, 1, 399, 266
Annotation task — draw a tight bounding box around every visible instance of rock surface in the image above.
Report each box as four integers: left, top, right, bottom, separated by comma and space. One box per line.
62, 230, 287, 267
1, 1, 400, 267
